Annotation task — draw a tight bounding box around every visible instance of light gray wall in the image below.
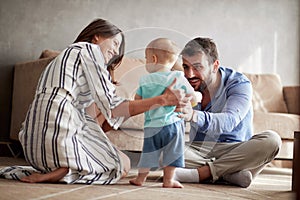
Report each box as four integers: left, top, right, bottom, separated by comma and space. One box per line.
0, 0, 299, 140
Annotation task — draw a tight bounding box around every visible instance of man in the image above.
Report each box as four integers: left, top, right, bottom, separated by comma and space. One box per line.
175, 37, 281, 188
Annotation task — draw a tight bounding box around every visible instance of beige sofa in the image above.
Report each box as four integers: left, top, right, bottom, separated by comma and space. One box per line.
10, 50, 300, 161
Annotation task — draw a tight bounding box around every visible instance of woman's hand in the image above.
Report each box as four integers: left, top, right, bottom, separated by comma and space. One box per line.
162, 78, 191, 107
177, 102, 194, 121
113, 78, 194, 118
162, 78, 195, 121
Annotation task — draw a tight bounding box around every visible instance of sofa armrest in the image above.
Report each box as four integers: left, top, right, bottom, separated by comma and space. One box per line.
283, 86, 300, 115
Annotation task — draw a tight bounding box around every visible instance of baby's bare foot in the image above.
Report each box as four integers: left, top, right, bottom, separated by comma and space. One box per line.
163, 180, 184, 188
129, 178, 144, 186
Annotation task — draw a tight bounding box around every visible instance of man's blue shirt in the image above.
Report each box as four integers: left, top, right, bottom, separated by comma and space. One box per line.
190, 66, 253, 142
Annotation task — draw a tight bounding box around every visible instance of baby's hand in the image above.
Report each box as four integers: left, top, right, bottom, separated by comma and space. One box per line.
191, 91, 202, 107
194, 91, 202, 103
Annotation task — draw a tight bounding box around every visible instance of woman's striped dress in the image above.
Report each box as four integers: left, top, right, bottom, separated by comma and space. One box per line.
18, 42, 125, 184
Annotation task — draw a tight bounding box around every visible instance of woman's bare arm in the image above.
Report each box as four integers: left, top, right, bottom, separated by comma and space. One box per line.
134, 94, 142, 100
112, 78, 188, 118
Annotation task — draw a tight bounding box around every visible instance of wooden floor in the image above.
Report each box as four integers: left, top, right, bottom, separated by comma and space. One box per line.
0, 157, 295, 200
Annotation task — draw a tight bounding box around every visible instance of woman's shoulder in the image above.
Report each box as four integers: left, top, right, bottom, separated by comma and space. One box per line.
69, 42, 104, 62
69, 42, 98, 50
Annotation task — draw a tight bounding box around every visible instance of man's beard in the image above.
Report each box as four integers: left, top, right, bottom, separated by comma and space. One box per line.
198, 81, 207, 93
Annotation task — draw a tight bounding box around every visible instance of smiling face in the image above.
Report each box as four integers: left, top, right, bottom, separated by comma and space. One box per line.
182, 52, 215, 92
93, 33, 122, 64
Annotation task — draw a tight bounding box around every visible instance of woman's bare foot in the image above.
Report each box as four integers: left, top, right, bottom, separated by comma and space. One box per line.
163, 180, 184, 188
20, 167, 68, 183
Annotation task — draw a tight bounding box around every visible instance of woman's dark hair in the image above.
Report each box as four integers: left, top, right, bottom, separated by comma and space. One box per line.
74, 18, 125, 72
181, 37, 218, 65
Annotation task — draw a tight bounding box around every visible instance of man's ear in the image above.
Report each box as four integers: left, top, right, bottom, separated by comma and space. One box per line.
213, 60, 220, 73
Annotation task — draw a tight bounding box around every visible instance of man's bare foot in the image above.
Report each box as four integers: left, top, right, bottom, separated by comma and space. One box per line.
163, 180, 184, 188
20, 167, 68, 183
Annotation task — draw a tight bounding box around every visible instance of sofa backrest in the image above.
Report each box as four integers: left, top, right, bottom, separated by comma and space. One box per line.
9, 53, 146, 140
114, 57, 146, 130
244, 73, 288, 113
10, 57, 55, 140
11, 52, 291, 140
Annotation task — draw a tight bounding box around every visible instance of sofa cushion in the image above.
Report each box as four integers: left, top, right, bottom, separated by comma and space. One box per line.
114, 57, 146, 82
39, 49, 60, 59
106, 129, 144, 151
244, 73, 288, 113
10, 57, 55, 140
114, 57, 146, 130
253, 112, 300, 139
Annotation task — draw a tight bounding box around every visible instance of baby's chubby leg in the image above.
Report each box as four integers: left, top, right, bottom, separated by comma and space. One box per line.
129, 168, 150, 186
163, 166, 184, 188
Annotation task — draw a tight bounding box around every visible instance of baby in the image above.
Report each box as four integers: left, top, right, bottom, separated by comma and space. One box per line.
129, 38, 201, 188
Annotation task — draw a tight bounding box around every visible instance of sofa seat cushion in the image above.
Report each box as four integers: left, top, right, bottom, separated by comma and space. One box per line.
276, 140, 294, 159
106, 129, 144, 151
253, 112, 300, 139
244, 73, 288, 113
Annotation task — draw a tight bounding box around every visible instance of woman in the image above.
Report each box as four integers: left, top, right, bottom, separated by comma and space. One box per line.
18, 19, 187, 184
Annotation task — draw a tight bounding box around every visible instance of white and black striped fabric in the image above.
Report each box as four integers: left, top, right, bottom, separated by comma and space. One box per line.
5, 42, 126, 184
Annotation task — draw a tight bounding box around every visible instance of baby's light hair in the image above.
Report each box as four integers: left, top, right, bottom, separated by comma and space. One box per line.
146, 38, 180, 66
